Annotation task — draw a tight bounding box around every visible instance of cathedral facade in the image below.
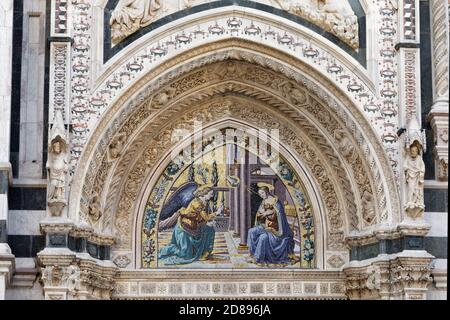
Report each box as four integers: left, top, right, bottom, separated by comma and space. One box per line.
0, 0, 447, 300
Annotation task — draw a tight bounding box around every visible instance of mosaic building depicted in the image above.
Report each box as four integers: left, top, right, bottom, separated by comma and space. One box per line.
0, 0, 447, 300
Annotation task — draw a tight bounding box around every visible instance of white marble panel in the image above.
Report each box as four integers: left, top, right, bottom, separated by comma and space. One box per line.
432, 258, 448, 271
6, 282, 44, 300
0, 1, 12, 165
0, 194, 7, 220
7, 210, 46, 235
425, 212, 448, 237
18, 1, 46, 178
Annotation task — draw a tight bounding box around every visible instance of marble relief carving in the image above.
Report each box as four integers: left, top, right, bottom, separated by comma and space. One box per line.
274, 0, 359, 48
109, 0, 359, 48
63, 3, 403, 277
110, 0, 162, 45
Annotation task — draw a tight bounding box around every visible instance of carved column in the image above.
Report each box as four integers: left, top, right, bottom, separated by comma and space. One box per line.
427, 0, 449, 181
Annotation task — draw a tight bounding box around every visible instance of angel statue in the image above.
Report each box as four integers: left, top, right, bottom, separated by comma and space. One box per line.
158, 183, 220, 265
247, 183, 295, 265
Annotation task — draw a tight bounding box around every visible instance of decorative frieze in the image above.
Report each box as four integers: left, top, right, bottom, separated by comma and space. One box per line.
69, 0, 92, 177
49, 42, 71, 124
112, 270, 346, 299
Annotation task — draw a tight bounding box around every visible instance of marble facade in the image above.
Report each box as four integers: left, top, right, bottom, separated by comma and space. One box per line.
0, 0, 447, 300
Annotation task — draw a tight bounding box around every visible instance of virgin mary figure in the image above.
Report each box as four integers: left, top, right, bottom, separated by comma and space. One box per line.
247, 183, 295, 265
158, 185, 218, 265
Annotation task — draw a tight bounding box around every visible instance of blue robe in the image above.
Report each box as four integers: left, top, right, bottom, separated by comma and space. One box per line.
158, 198, 215, 265
247, 197, 295, 264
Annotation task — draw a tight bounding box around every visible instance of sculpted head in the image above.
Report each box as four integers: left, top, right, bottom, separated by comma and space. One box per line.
54, 141, 61, 153
50, 137, 66, 154
409, 142, 422, 159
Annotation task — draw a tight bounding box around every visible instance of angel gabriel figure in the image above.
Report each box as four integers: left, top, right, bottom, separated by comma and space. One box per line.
158, 184, 220, 265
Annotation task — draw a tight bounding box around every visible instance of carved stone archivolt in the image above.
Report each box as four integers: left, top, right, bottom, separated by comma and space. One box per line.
69, 52, 400, 272
74, 14, 390, 179
84, 73, 372, 248
69, 58, 400, 264
69, 43, 400, 230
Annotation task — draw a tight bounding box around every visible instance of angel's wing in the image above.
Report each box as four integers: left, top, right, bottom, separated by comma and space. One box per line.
158, 182, 198, 230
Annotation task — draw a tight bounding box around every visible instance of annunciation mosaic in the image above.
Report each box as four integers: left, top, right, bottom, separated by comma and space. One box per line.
142, 129, 315, 269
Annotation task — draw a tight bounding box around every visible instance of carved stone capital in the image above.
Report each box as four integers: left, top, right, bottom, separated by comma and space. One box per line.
88, 233, 115, 247
38, 250, 118, 300
344, 251, 434, 300
344, 262, 388, 300
77, 259, 118, 300
392, 252, 434, 300
39, 217, 74, 235
397, 222, 431, 238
